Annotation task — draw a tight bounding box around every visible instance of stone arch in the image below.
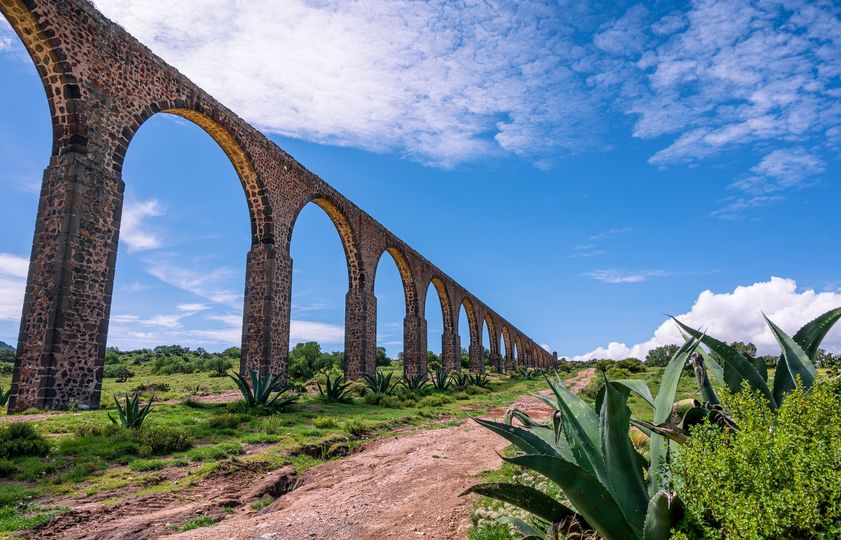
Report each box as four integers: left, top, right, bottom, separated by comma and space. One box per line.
0, 0, 87, 156
501, 325, 513, 369
459, 297, 478, 345
428, 276, 454, 335
515, 334, 524, 366
289, 194, 363, 290
374, 246, 418, 318
115, 103, 274, 246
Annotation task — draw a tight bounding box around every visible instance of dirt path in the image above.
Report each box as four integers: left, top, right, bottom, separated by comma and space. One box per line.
177, 368, 595, 540
28, 369, 595, 540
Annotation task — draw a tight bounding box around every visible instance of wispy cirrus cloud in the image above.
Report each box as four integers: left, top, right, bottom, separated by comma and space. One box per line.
0, 253, 27, 321
584, 268, 670, 284
120, 198, 164, 253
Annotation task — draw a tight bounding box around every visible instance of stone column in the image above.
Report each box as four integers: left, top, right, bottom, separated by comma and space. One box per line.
344, 285, 374, 379
505, 352, 515, 371
403, 313, 427, 379
9, 154, 124, 412
441, 328, 458, 372
452, 333, 462, 372
240, 244, 290, 381
469, 342, 483, 373
490, 352, 502, 373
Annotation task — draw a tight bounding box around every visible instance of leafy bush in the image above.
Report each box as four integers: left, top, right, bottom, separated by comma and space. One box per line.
419, 394, 451, 407
129, 459, 166, 472
312, 416, 338, 429
138, 426, 192, 456
342, 419, 368, 437
0, 423, 50, 459
205, 413, 244, 430
207, 357, 233, 377
134, 382, 170, 393
616, 357, 646, 373
674, 378, 841, 539
108, 393, 154, 429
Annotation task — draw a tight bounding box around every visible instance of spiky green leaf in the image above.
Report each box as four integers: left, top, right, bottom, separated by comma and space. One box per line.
643, 491, 683, 540
463, 483, 577, 524
765, 314, 816, 398
792, 307, 841, 361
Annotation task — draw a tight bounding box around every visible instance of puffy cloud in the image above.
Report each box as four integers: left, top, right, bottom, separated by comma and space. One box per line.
120, 199, 163, 253
571, 277, 841, 361
0, 253, 27, 321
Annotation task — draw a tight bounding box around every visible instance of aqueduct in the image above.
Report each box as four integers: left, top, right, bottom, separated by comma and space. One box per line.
2, 0, 557, 412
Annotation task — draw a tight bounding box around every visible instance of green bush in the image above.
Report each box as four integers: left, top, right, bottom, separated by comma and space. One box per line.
312, 416, 338, 429
419, 394, 451, 407
129, 459, 167, 472
343, 419, 368, 437
0, 423, 50, 459
205, 413, 244, 430
138, 426, 192, 456
673, 379, 841, 539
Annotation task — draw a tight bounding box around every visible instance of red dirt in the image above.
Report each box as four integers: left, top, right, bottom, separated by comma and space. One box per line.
25, 369, 595, 540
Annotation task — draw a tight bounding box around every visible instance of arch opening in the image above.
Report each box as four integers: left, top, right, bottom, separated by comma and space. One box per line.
373, 248, 412, 374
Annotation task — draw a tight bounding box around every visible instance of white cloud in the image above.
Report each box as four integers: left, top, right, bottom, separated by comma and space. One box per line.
540, 343, 553, 353
0, 18, 18, 52
585, 269, 669, 284
120, 199, 163, 253
177, 303, 208, 313
91, 0, 603, 167
571, 276, 841, 361
0, 253, 27, 321
142, 258, 241, 308
291, 320, 344, 344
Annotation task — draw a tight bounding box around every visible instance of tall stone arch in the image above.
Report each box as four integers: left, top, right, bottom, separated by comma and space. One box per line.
428, 276, 457, 371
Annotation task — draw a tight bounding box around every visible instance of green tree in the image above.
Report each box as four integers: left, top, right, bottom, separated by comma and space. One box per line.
645, 344, 679, 367
375, 346, 391, 366
729, 341, 757, 357
288, 341, 332, 380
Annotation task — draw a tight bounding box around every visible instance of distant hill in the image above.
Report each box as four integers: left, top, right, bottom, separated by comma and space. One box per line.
0, 341, 14, 351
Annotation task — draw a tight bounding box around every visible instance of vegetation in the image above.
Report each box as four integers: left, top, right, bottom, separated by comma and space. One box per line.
673, 379, 841, 539
317, 373, 352, 403
229, 368, 296, 411
0, 423, 50, 459
467, 306, 841, 540
362, 370, 399, 396
108, 393, 154, 429
403, 373, 431, 392
431, 366, 452, 391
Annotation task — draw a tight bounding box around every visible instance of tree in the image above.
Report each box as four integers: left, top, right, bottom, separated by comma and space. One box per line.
460, 347, 470, 369
288, 341, 332, 380
426, 351, 441, 370
730, 341, 757, 357
645, 344, 679, 367
375, 346, 391, 366
207, 357, 233, 377
114, 366, 134, 382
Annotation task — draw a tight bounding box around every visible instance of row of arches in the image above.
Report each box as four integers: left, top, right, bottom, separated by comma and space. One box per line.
2, 0, 554, 411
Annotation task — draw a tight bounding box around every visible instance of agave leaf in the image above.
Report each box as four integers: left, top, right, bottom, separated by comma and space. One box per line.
792, 307, 841, 361
772, 359, 796, 408
631, 419, 689, 445
690, 352, 719, 406
765, 314, 816, 398
545, 375, 600, 449
643, 491, 683, 540
690, 340, 724, 383
749, 356, 768, 383
463, 483, 577, 524
496, 516, 544, 539
472, 418, 559, 456
613, 380, 656, 409
595, 382, 631, 416
553, 384, 610, 489
601, 378, 648, 537
527, 426, 576, 463
672, 318, 775, 407
648, 337, 697, 493
505, 454, 638, 540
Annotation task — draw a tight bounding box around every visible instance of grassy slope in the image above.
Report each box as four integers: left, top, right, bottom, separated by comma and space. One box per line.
0, 367, 556, 537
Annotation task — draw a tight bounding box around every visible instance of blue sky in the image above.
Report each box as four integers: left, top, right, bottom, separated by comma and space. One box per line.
1, 0, 840, 359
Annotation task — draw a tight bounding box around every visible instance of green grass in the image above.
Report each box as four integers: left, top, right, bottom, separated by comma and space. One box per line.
168, 514, 217, 532
250, 496, 274, 511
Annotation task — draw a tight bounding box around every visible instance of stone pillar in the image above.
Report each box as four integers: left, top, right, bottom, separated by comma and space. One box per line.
469, 342, 483, 373
505, 352, 515, 371
490, 352, 502, 373
452, 333, 462, 372
442, 328, 458, 372
9, 154, 124, 412
240, 244, 290, 381
403, 313, 427, 379
344, 285, 374, 379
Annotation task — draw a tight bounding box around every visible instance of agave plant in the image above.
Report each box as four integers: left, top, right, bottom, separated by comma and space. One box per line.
108, 392, 154, 429
633, 307, 841, 444
469, 373, 491, 388
0, 386, 10, 407
430, 366, 451, 391
403, 373, 431, 392
318, 373, 352, 403
362, 370, 399, 396
450, 372, 472, 391
229, 368, 296, 410
465, 370, 686, 539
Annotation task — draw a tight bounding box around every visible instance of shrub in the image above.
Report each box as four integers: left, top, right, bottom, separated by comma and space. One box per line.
342, 419, 369, 437
616, 357, 646, 373
317, 373, 352, 403
673, 379, 841, 539
403, 374, 430, 393
0, 423, 49, 459
138, 426, 192, 456
129, 459, 166, 472
419, 395, 451, 407
133, 382, 170, 393
207, 357, 233, 377
205, 413, 244, 430
362, 371, 399, 396
229, 369, 296, 410
312, 416, 338, 429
